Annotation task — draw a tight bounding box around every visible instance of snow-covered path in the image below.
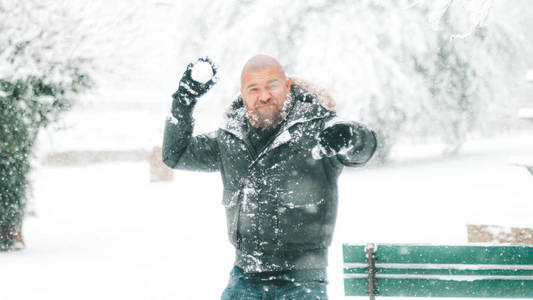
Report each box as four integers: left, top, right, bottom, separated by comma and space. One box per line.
1, 135, 533, 299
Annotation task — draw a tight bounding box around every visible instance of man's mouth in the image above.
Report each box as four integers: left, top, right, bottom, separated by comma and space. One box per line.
256, 103, 276, 109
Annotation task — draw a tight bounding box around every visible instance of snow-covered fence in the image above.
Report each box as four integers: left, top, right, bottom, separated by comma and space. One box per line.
343, 243, 533, 298
42, 147, 174, 183
149, 147, 173, 182
42, 150, 150, 166
467, 224, 533, 244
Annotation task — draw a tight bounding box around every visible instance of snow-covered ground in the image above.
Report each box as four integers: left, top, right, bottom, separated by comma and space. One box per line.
1, 134, 533, 299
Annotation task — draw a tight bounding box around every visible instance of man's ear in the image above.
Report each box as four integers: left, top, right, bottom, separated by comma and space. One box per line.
286, 77, 291, 89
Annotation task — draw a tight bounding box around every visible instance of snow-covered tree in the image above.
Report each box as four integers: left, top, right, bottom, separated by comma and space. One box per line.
417, 0, 533, 152
176, 0, 533, 162
0, 0, 142, 250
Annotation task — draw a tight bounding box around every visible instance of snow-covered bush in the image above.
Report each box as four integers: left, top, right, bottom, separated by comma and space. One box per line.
0, 0, 141, 250
0, 76, 89, 250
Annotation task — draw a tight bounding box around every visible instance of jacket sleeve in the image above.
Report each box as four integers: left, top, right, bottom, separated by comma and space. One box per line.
335, 121, 377, 167
162, 95, 220, 172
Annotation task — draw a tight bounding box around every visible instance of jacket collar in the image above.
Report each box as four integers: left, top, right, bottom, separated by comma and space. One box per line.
222, 84, 335, 142
221, 85, 335, 167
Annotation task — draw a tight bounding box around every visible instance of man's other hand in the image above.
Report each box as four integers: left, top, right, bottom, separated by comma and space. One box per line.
318, 123, 355, 156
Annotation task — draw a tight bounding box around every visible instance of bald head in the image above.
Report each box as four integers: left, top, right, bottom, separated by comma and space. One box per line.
239, 55, 291, 129
240, 55, 287, 84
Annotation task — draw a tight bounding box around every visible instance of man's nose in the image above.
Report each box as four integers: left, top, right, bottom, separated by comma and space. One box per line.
258, 89, 271, 103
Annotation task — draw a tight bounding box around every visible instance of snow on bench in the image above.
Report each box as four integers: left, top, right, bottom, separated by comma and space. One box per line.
508, 156, 533, 175
518, 108, 533, 122
343, 243, 533, 298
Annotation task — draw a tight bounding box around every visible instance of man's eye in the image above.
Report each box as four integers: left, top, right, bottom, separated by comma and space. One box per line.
248, 88, 257, 93
268, 83, 280, 89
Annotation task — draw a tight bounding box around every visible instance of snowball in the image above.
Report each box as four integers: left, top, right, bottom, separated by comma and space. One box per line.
191, 61, 214, 83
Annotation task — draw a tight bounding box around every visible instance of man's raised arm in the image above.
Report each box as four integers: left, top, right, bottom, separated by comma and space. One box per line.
162, 58, 220, 172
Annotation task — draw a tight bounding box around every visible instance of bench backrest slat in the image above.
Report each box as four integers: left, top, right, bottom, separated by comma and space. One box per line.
343, 244, 533, 298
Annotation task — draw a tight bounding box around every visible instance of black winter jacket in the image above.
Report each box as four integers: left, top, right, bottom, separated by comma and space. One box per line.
163, 84, 377, 273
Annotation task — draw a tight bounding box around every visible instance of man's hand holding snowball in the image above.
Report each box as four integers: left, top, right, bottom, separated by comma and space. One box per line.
172, 57, 218, 104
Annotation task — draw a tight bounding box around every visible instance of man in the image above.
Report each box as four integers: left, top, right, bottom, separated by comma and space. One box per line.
163, 55, 377, 299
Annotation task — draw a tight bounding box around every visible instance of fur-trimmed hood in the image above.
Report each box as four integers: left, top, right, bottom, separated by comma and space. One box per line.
226, 77, 335, 115
222, 78, 336, 141
288, 77, 335, 110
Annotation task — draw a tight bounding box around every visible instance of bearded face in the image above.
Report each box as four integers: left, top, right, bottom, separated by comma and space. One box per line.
244, 93, 291, 129
240, 66, 291, 129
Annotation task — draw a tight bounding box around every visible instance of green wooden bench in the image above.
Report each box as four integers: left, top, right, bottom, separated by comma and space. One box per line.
343, 243, 533, 298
